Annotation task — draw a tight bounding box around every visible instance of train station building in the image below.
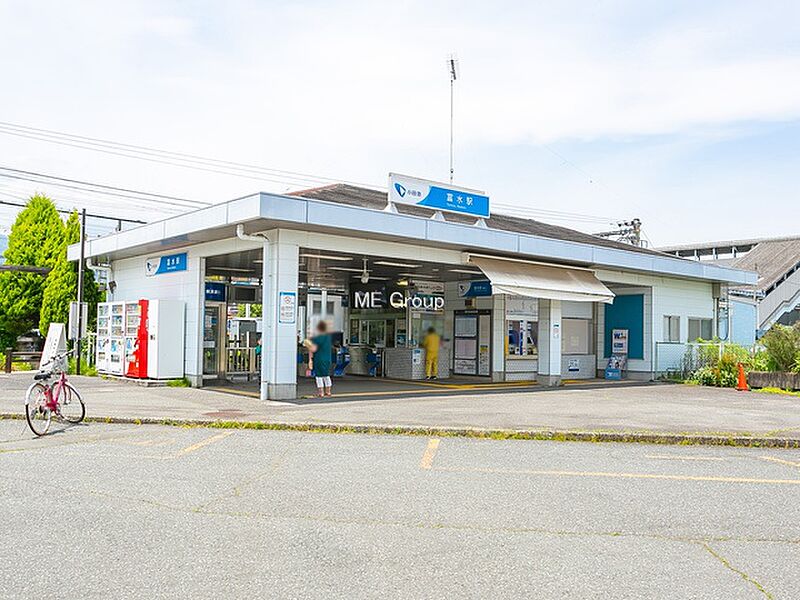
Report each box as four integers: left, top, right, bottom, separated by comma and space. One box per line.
68, 175, 756, 400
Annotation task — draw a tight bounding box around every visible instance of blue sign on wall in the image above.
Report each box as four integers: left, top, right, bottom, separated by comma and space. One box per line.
205, 282, 226, 302
388, 173, 490, 218
457, 280, 492, 297
145, 252, 187, 277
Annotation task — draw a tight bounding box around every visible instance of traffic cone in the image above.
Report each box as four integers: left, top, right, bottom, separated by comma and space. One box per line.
736, 363, 749, 391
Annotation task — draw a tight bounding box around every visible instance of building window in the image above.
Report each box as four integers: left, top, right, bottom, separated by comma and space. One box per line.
562, 318, 592, 355
507, 318, 537, 356
664, 316, 680, 342
688, 318, 713, 341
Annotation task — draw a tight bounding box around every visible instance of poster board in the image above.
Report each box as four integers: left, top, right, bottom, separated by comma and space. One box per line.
41, 323, 68, 371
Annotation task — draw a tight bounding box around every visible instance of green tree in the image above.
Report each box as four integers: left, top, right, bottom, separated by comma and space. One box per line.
40, 211, 101, 336
0, 195, 64, 347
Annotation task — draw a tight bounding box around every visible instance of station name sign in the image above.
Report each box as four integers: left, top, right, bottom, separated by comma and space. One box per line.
353, 289, 444, 312
388, 173, 490, 218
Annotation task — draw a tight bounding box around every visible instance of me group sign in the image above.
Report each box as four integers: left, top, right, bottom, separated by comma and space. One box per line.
388, 173, 490, 218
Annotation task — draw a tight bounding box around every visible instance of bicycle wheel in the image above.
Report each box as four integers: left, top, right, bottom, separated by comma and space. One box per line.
25, 382, 52, 436
59, 382, 85, 424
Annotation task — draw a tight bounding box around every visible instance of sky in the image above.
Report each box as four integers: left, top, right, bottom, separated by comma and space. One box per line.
0, 0, 799, 246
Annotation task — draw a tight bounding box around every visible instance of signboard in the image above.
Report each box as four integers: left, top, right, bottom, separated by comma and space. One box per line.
568, 358, 580, 373
145, 252, 187, 277
388, 173, 490, 218
279, 291, 296, 324
352, 287, 444, 312
412, 280, 445, 295
41, 323, 67, 371
205, 282, 226, 302
68, 302, 88, 340
457, 280, 492, 297
612, 329, 629, 355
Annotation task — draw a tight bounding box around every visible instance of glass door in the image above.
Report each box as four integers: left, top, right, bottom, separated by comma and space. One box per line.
203, 303, 225, 377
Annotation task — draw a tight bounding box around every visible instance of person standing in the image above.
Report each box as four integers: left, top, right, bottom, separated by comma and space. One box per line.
306, 321, 333, 397
422, 326, 441, 380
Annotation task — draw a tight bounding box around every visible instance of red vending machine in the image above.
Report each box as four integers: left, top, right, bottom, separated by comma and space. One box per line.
123, 299, 185, 379
125, 300, 149, 378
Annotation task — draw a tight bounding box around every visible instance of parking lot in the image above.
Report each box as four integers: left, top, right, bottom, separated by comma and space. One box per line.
1, 419, 799, 598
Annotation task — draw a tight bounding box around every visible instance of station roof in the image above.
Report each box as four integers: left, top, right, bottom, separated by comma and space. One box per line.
67, 185, 757, 286
291, 184, 662, 257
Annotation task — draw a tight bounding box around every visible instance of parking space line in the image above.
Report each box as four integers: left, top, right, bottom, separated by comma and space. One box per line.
177, 431, 234, 456
760, 456, 800, 469
435, 466, 800, 485
420, 438, 441, 470
645, 454, 726, 462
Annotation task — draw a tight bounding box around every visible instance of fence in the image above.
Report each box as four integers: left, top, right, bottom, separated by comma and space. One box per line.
654, 341, 758, 380
226, 346, 261, 381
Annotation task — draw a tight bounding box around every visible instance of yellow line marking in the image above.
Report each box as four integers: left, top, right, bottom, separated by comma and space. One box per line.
435, 466, 800, 486
177, 431, 234, 457
760, 456, 800, 468
645, 454, 726, 462
419, 438, 441, 470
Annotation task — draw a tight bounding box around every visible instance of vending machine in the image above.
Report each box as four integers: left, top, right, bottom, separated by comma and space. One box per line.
97, 299, 185, 379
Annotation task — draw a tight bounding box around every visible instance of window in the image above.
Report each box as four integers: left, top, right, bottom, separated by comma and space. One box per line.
507, 319, 537, 356
688, 318, 713, 341
663, 316, 680, 342
562, 318, 591, 355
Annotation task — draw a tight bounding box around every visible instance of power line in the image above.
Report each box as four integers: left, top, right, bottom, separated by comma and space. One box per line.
0, 196, 145, 224
0, 121, 380, 190
0, 166, 209, 211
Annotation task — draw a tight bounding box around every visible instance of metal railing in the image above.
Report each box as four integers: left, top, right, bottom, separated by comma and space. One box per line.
654, 341, 757, 380
225, 346, 261, 380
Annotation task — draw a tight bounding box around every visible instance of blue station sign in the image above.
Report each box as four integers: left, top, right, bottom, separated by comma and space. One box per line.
457, 280, 493, 297
388, 173, 490, 218
145, 252, 188, 277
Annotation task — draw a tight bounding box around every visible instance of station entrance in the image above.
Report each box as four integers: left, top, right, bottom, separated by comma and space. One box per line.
200, 244, 611, 398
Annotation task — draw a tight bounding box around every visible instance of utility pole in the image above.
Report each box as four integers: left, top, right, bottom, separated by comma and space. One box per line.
448, 54, 459, 184
76, 208, 86, 375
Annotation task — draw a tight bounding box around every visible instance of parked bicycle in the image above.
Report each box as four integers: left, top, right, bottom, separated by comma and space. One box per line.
25, 349, 85, 436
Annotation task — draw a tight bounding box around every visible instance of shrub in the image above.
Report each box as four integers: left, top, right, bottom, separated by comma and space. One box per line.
761, 324, 800, 372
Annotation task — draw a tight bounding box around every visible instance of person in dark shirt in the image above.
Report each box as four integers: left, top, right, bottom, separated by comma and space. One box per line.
307, 321, 333, 397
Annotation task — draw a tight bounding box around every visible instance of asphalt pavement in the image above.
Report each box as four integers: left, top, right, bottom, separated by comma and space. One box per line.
1, 419, 798, 598
1, 372, 799, 443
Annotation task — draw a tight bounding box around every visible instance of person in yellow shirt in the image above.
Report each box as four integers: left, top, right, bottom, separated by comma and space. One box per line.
422, 326, 441, 380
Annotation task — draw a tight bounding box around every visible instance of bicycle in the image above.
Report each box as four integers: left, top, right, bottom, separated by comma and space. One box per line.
25, 350, 86, 436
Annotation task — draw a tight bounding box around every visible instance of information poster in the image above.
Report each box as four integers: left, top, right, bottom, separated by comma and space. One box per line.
279, 291, 296, 324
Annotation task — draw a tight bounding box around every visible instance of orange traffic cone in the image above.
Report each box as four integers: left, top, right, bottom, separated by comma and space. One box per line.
736, 363, 749, 391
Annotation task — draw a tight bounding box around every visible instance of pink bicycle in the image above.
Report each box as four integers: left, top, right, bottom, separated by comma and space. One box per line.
25, 350, 85, 436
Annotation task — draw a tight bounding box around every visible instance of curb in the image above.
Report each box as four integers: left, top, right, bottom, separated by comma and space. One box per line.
3, 412, 799, 449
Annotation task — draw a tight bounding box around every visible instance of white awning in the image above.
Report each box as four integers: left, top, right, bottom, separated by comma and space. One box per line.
469, 255, 615, 303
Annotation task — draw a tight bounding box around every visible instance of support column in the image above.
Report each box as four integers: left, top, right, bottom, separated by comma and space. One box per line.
537, 299, 563, 386
261, 235, 299, 401
491, 294, 506, 382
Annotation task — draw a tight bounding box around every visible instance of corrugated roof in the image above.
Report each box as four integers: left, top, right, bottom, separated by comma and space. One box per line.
290, 184, 667, 258
728, 238, 800, 293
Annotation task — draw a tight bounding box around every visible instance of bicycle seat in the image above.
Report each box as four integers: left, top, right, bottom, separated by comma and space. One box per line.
34, 372, 52, 381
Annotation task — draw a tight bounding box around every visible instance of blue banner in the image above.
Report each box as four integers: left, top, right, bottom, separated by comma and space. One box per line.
205, 281, 226, 302
457, 280, 493, 297
146, 252, 187, 276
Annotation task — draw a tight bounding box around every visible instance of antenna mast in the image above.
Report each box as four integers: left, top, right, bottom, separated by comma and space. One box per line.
448, 54, 459, 184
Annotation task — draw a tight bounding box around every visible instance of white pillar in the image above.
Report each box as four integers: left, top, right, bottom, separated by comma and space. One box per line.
537, 298, 563, 386
261, 235, 299, 400
491, 294, 506, 382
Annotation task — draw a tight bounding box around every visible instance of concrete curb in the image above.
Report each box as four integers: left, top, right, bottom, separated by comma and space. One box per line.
3, 412, 799, 448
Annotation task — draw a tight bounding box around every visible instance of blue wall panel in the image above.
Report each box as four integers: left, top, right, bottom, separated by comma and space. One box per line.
604, 294, 645, 359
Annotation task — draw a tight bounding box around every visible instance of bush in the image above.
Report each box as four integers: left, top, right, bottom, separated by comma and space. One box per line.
761, 324, 800, 372
166, 377, 190, 387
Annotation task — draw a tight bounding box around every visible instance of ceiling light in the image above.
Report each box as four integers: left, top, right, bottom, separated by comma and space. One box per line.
253, 259, 263, 264
374, 260, 421, 268
300, 253, 352, 261
399, 272, 434, 279
209, 266, 254, 273
449, 268, 483, 274
328, 267, 363, 272
352, 275, 389, 281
